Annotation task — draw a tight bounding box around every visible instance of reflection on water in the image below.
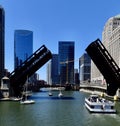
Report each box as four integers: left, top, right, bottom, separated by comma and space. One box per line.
0, 89, 120, 126
31, 96, 75, 100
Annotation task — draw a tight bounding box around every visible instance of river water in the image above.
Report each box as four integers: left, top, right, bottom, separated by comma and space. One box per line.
0, 89, 120, 126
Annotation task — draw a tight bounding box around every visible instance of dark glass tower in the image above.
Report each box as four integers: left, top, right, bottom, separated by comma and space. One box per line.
0, 6, 5, 82
14, 30, 33, 69
59, 41, 74, 85
79, 53, 91, 82
47, 54, 59, 85
51, 54, 59, 84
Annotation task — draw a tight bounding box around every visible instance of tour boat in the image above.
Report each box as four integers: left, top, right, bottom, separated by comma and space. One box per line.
85, 94, 116, 113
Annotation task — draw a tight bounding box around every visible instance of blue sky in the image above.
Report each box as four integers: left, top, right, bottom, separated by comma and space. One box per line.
0, 0, 120, 80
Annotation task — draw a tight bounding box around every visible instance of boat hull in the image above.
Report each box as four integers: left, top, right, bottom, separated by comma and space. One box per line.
48, 92, 53, 96
20, 100, 35, 104
85, 102, 116, 113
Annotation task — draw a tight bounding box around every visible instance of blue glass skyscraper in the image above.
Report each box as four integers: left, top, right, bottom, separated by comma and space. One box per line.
0, 6, 5, 81
51, 54, 59, 84
14, 30, 33, 69
79, 53, 91, 82
59, 41, 74, 85
47, 54, 59, 85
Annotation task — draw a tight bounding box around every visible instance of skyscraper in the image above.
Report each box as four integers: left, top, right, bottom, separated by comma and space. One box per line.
59, 41, 74, 85
79, 53, 91, 82
47, 61, 51, 85
14, 30, 33, 68
47, 54, 59, 85
74, 69, 79, 84
51, 54, 59, 84
0, 6, 5, 82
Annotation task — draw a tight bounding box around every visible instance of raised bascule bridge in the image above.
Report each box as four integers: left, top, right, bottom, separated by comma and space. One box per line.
9, 45, 52, 97
86, 39, 120, 96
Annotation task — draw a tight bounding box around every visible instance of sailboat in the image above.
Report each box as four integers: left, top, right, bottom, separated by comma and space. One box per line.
20, 77, 35, 104
48, 90, 53, 96
58, 90, 63, 97
58, 76, 64, 97
48, 78, 53, 96
48, 84, 53, 96
58, 86, 63, 98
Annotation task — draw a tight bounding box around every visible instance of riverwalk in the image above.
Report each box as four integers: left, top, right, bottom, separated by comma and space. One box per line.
80, 83, 106, 93
80, 83, 120, 100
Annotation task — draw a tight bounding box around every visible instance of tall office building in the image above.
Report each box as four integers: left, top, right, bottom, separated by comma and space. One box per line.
47, 62, 51, 85
47, 54, 59, 85
91, 14, 120, 84
74, 69, 79, 84
14, 30, 33, 68
79, 53, 91, 82
51, 54, 59, 84
59, 41, 74, 85
0, 6, 5, 82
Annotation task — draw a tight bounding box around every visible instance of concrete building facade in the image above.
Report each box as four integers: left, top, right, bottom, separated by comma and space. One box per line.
91, 14, 120, 84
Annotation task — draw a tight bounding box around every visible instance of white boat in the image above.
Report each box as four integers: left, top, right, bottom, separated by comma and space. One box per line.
85, 94, 116, 113
48, 85, 53, 96
20, 77, 35, 105
20, 99, 35, 104
48, 79, 53, 96
58, 90, 63, 97
48, 91, 53, 96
